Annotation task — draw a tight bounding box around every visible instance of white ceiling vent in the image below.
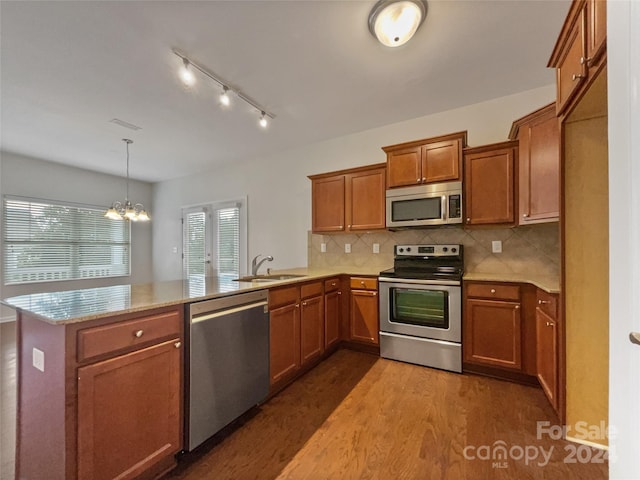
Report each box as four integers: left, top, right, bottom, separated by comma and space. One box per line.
109, 118, 142, 131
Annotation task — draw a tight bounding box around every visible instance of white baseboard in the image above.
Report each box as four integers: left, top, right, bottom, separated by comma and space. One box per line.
565, 435, 609, 450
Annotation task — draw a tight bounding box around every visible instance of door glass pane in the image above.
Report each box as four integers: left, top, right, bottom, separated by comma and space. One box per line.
216, 207, 239, 278
183, 211, 207, 278
392, 197, 441, 222
391, 289, 449, 328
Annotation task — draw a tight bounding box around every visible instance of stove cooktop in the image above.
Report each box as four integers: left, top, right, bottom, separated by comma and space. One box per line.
379, 244, 464, 282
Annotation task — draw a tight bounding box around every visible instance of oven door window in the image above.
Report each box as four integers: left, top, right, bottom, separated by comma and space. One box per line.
391, 288, 449, 329
391, 196, 442, 222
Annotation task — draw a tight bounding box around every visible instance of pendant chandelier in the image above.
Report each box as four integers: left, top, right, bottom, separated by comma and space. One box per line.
104, 139, 150, 222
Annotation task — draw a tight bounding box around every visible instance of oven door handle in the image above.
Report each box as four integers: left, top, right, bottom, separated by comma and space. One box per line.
378, 277, 461, 286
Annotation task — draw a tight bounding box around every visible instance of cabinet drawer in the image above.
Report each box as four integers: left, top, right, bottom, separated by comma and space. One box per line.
269, 285, 299, 310
537, 290, 558, 319
301, 281, 323, 299
77, 310, 181, 362
324, 277, 341, 293
350, 277, 377, 291
466, 283, 520, 301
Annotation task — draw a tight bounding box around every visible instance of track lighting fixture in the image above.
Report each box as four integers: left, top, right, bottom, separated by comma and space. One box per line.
172, 49, 275, 128
259, 112, 268, 128
220, 86, 231, 106
179, 58, 196, 87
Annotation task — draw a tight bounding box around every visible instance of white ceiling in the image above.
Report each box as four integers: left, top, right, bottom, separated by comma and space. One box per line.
0, 0, 569, 183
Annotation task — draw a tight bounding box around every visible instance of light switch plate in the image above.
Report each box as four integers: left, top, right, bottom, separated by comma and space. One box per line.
33, 348, 44, 372
492, 240, 502, 253
172, 246, 178, 254
373, 243, 380, 254
320, 243, 327, 253
345, 243, 351, 253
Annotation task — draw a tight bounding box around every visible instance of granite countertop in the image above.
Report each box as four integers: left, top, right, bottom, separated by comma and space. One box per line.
0, 267, 382, 325
1, 265, 559, 325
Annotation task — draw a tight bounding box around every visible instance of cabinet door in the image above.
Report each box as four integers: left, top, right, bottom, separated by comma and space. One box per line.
421, 139, 462, 183
77, 339, 181, 480
519, 109, 560, 224
464, 299, 522, 370
556, 5, 587, 115
269, 303, 301, 384
300, 295, 324, 365
311, 175, 345, 232
386, 147, 422, 188
324, 289, 341, 349
349, 290, 379, 345
536, 307, 558, 409
464, 147, 515, 225
346, 167, 386, 231
587, 0, 606, 66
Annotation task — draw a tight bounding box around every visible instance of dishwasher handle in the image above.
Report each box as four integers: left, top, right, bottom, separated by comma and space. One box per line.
191, 300, 268, 324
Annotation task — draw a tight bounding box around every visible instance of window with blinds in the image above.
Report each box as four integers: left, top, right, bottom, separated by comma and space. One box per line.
216, 207, 240, 277
2, 197, 130, 285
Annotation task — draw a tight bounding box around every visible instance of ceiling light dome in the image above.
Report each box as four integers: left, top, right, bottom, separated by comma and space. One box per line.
368, 0, 427, 47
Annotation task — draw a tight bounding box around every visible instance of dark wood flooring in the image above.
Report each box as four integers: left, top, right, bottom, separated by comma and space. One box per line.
167, 349, 608, 480
0, 325, 607, 480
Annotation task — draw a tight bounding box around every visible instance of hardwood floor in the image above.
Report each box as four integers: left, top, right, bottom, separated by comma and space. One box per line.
1, 321, 16, 480
0, 327, 608, 480
168, 349, 607, 480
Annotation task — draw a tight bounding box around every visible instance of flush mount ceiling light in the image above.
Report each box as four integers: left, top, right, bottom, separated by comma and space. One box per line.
104, 139, 150, 222
172, 49, 275, 128
368, 0, 427, 47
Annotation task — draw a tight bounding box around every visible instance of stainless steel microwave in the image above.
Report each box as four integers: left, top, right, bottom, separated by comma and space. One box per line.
385, 182, 463, 228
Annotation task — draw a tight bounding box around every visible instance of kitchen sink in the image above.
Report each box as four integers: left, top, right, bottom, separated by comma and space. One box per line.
233, 274, 306, 282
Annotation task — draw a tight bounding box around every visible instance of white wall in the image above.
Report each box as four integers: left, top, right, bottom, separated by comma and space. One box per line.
608, 0, 640, 477
0, 152, 153, 315
152, 85, 555, 281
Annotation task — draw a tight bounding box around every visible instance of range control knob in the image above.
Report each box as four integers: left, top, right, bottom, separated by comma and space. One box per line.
442, 247, 448, 252
406, 247, 412, 252
398, 248, 404, 253
452, 247, 457, 253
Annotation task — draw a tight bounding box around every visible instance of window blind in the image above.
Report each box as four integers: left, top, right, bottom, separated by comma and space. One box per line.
183, 210, 207, 278
216, 207, 240, 277
3, 197, 130, 285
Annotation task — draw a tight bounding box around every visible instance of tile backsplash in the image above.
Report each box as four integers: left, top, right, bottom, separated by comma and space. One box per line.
308, 223, 559, 277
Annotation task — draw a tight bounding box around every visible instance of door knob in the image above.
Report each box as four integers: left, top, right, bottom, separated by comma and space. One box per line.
630, 332, 640, 346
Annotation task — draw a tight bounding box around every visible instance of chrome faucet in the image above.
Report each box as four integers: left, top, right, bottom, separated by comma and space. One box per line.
251, 254, 274, 276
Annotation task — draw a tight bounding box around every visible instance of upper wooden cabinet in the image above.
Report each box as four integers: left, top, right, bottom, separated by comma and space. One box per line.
548, 0, 607, 116
509, 103, 560, 225
463, 141, 518, 226
309, 163, 386, 233
382, 131, 467, 188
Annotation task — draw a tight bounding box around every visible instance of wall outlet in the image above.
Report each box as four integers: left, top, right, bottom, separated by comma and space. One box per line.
172, 246, 178, 254
345, 243, 351, 253
320, 243, 327, 253
492, 240, 503, 253
33, 348, 44, 372
373, 243, 380, 254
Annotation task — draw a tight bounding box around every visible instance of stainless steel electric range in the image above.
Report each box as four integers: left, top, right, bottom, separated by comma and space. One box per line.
378, 244, 463, 373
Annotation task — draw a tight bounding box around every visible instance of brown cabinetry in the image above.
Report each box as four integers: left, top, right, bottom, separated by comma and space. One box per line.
463, 141, 518, 226
536, 290, 559, 411
383, 131, 466, 188
549, 0, 607, 116
268, 285, 301, 385
349, 277, 379, 345
464, 282, 522, 370
324, 277, 342, 349
309, 164, 386, 233
509, 103, 560, 225
300, 282, 324, 366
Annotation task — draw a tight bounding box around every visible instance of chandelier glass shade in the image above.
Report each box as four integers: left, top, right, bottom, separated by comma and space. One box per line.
104, 139, 150, 222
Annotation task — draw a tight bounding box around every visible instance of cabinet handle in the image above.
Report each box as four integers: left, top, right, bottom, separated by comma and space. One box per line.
295, 304, 300, 308
331, 282, 336, 286
580, 56, 592, 65
174, 341, 181, 348
373, 292, 377, 296
348, 225, 351, 228
422, 177, 426, 182
361, 281, 366, 286
466, 218, 471, 223
134, 330, 144, 338
338, 291, 342, 295
514, 305, 520, 309
416, 178, 421, 182
538, 300, 550, 305
490, 289, 496, 293
572, 73, 586, 81
523, 213, 529, 218
302, 301, 307, 306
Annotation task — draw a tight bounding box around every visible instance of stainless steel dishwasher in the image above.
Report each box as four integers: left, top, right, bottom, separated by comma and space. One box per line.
186, 289, 269, 451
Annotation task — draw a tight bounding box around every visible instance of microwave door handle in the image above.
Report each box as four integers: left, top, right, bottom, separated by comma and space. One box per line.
442, 195, 447, 221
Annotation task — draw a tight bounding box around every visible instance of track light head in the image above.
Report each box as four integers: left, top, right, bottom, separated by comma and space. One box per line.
220, 86, 231, 106
259, 112, 268, 128
179, 58, 196, 87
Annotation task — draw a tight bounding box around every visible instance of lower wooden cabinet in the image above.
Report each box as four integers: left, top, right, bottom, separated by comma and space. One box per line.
536, 290, 559, 411
324, 278, 342, 349
269, 301, 301, 384
349, 277, 379, 345
77, 339, 181, 480
300, 294, 324, 365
